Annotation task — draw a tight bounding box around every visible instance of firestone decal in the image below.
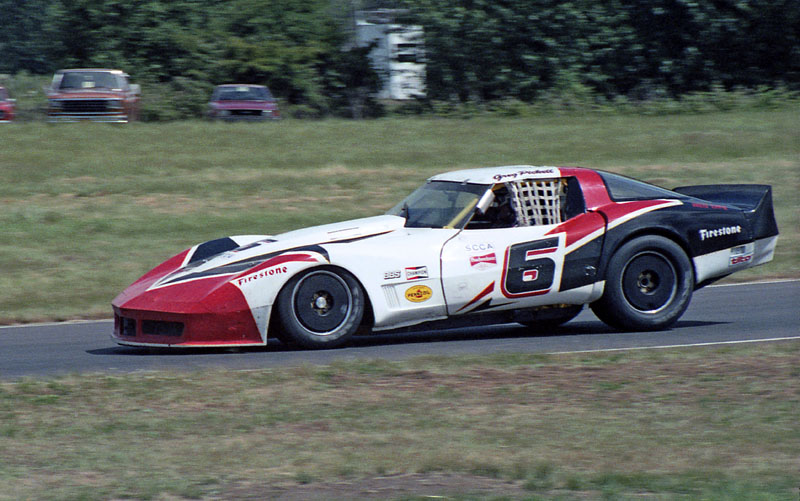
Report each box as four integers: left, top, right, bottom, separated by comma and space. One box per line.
405, 266, 429, 280
405, 285, 433, 303
236, 266, 288, 286
699, 226, 742, 241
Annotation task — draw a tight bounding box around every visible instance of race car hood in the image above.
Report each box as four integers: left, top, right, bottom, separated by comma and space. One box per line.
113, 215, 407, 311
274, 214, 404, 244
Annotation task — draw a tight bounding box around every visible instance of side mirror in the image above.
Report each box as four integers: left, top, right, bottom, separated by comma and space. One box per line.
475, 189, 495, 215
129, 84, 141, 96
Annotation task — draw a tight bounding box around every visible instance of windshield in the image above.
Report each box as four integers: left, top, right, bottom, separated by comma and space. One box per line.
387, 181, 489, 228
58, 72, 124, 90
213, 86, 273, 101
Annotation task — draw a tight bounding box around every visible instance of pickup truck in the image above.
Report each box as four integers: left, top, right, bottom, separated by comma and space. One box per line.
47, 69, 140, 123
0, 86, 14, 122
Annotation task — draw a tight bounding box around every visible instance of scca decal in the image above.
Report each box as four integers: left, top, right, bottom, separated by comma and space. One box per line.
405, 285, 433, 303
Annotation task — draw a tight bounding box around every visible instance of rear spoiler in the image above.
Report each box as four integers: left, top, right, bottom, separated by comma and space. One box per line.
673, 184, 779, 240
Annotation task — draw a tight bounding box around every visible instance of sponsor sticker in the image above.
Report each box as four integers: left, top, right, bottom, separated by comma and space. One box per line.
469, 253, 497, 269
729, 254, 753, 266
492, 168, 556, 182
699, 225, 742, 241
405, 285, 433, 303
405, 266, 429, 280
383, 270, 402, 280
465, 243, 495, 252
236, 266, 288, 286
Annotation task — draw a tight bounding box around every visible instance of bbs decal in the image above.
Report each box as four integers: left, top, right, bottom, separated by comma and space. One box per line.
502, 238, 558, 297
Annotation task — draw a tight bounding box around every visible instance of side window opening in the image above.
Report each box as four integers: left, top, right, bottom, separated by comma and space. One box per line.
509, 177, 585, 226
465, 177, 585, 229
465, 186, 515, 229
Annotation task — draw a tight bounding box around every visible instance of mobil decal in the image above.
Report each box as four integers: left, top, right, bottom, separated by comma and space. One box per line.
405, 285, 433, 303
469, 253, 497, 269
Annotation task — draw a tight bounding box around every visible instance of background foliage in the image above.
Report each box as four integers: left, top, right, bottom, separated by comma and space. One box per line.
1, 0, 798, 119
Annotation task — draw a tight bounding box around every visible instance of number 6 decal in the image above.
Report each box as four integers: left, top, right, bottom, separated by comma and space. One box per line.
501, 237, 558, 298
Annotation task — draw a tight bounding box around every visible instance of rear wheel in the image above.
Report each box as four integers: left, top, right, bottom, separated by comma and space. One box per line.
591, 236, 693, 331
276, 267, 365, 349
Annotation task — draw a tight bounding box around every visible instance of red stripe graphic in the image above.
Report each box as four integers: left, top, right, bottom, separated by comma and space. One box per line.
456, 281, 495, 313
525, 248, 557, 259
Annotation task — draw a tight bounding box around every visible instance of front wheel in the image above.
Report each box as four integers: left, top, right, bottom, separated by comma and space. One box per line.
591, 236, 693, 331
276, 267, 365, 349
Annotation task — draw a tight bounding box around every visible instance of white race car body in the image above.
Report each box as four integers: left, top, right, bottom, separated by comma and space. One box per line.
112, 166, 778, 348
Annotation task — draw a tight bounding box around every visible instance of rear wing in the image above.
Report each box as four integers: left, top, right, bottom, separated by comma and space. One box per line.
673, 184, 779, 240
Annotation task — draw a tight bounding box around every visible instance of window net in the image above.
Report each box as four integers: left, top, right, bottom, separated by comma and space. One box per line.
508, 178, 567, 226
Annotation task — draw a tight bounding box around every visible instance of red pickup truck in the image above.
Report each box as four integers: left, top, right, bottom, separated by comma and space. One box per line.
0, 86, 14, 122
47, 69, 141, 123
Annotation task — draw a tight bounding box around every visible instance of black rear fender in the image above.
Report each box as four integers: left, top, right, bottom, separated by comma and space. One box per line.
673, 184, 779, 240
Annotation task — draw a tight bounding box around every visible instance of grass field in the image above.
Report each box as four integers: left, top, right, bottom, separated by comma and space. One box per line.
1, 109, 798, 324
1, 342, 798, 500
1, 110, 799, 499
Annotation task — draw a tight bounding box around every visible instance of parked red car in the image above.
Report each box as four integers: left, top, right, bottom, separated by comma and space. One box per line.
207, 84, 280, 121
0, 86, 15, 122
47, 69, 140, 123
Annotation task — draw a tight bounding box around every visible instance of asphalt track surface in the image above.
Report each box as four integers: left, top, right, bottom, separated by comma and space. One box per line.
1, 281, 798, 380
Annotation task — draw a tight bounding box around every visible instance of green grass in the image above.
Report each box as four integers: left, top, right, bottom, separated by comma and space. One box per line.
1, 109, 799, 322
0, 342, 797, 499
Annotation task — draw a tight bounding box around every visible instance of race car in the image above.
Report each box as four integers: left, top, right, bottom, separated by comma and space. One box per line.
112, 166, 779, 349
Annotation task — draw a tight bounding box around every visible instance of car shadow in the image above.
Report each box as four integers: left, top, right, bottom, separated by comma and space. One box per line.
87, 319, 726, 356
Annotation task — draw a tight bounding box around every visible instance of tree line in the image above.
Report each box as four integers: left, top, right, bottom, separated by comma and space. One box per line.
1, 0, 798, 119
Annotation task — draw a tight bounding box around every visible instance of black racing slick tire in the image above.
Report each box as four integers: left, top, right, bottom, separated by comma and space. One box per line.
591, 235, 694, 331
276, 267, 365, 349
